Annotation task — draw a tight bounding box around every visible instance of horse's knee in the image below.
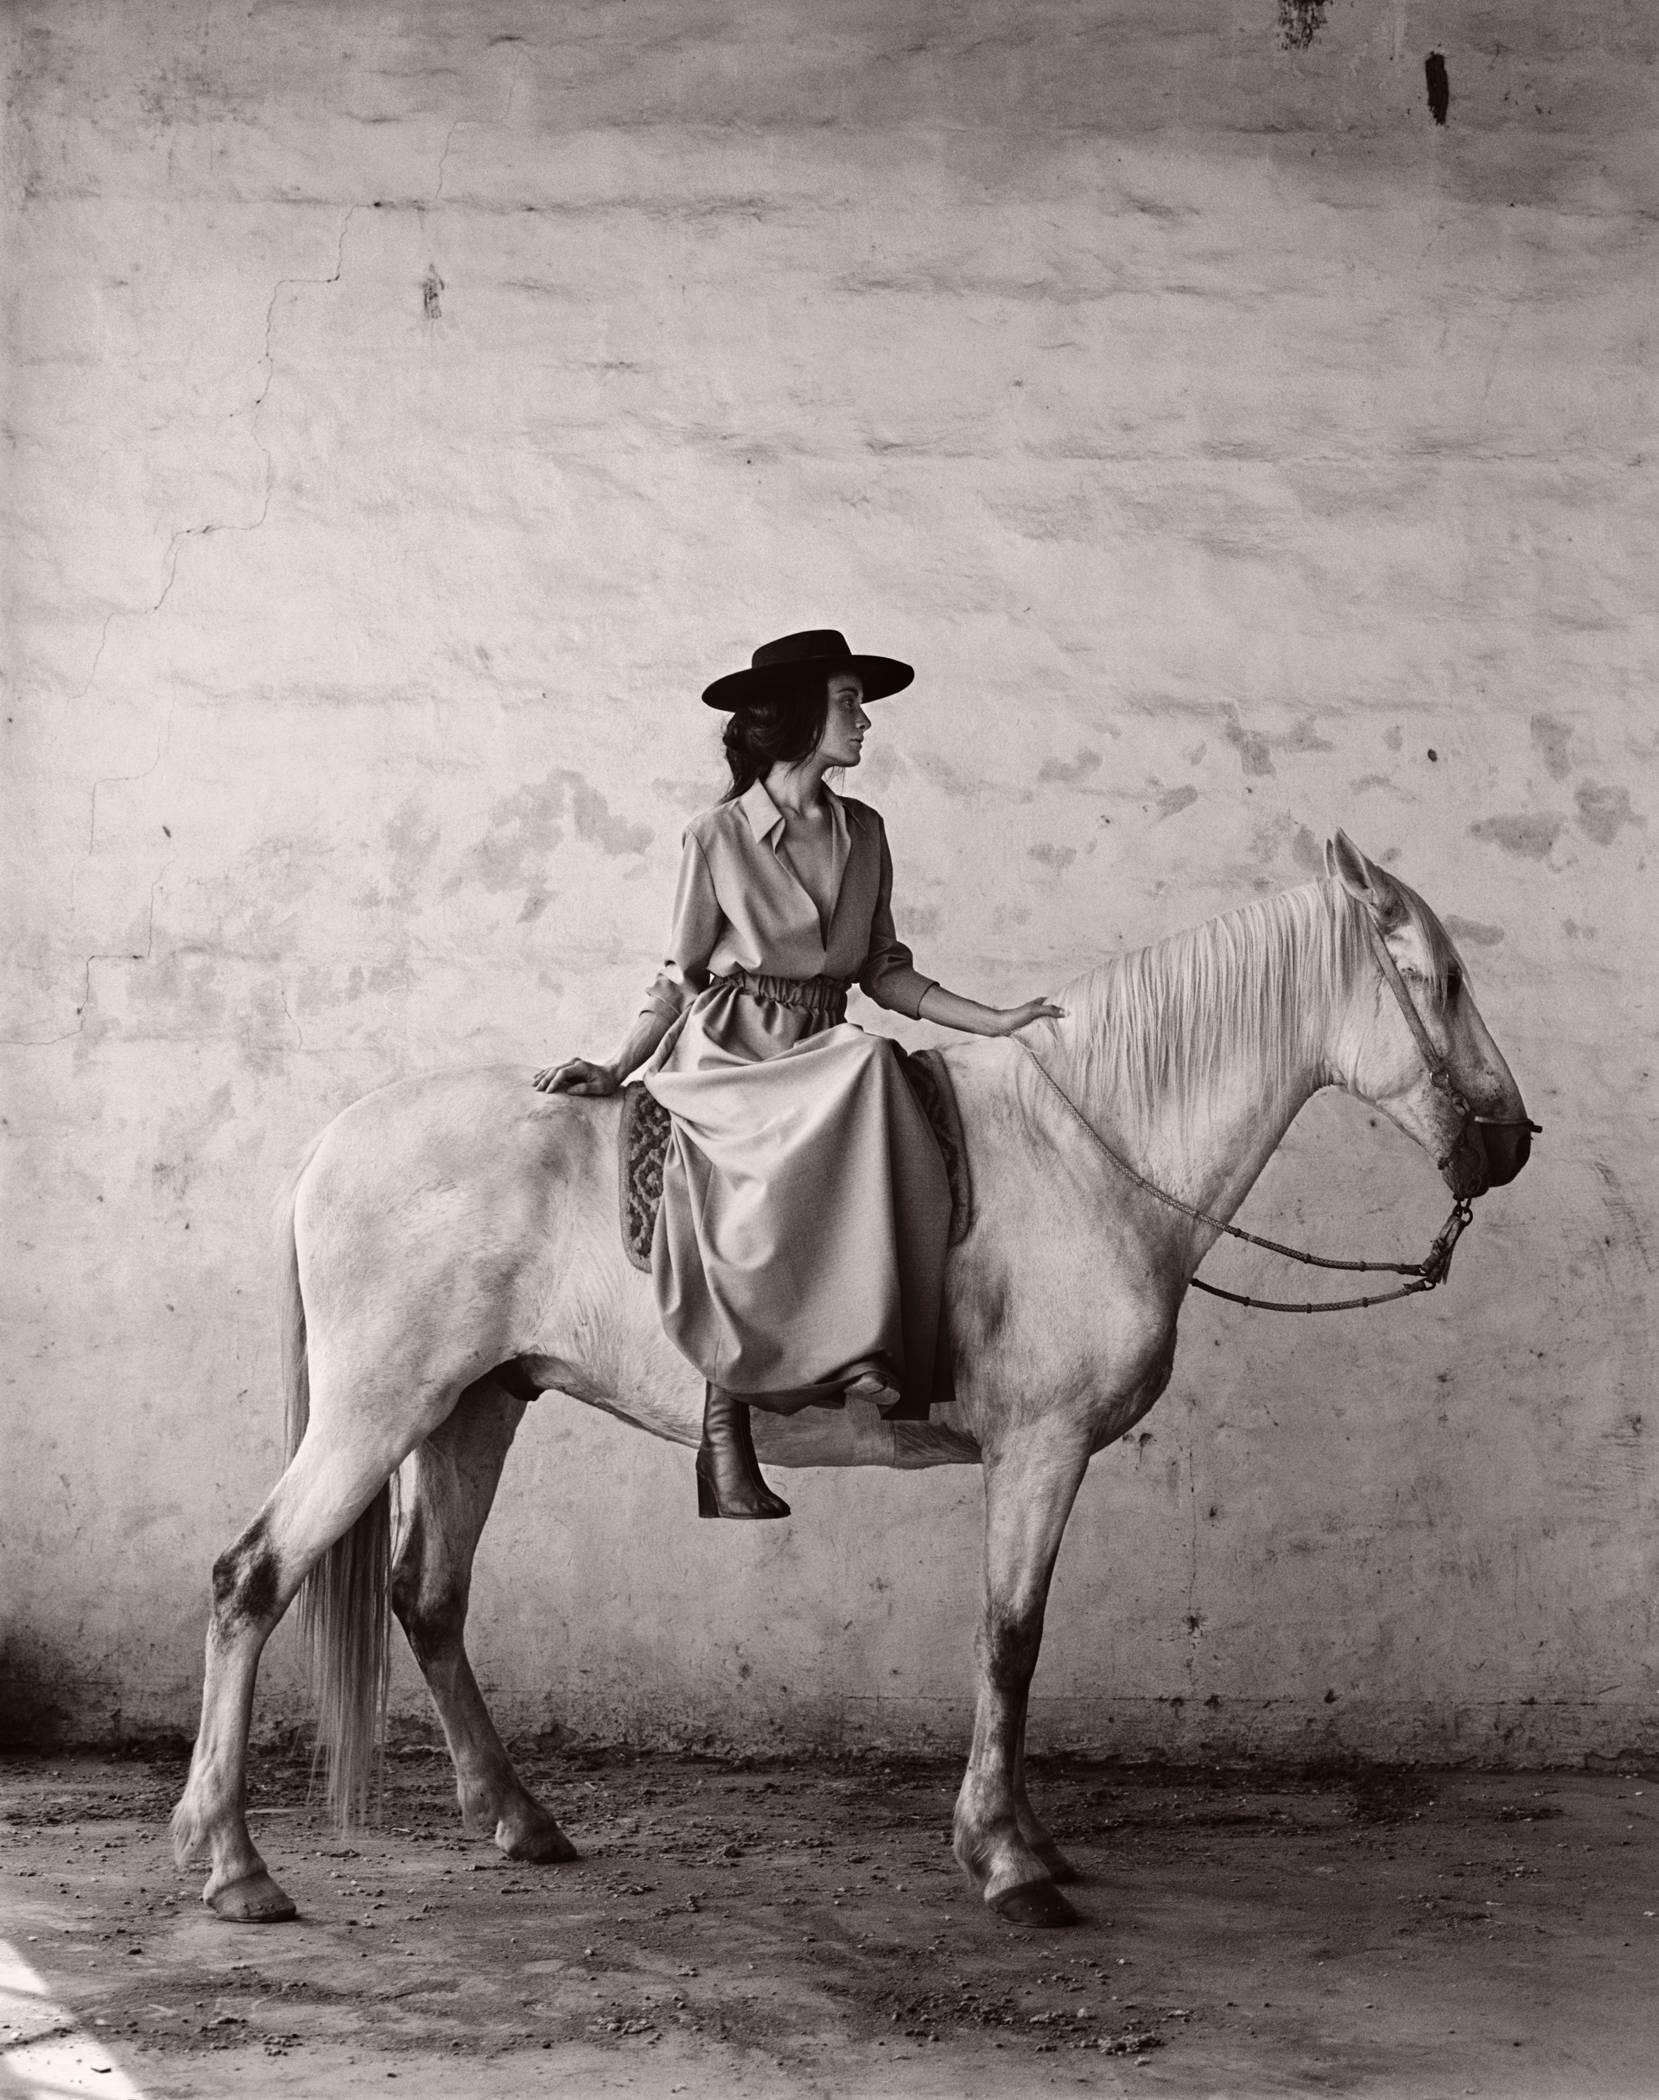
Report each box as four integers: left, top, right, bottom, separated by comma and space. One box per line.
210, 1520, 280, 1634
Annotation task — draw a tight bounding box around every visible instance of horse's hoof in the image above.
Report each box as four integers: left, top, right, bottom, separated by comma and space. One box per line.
206, 1871, 298, 1923
990, 1878, 1079, 1929
1032, 1840, 1080, 1885
497, 1816, 579, 1865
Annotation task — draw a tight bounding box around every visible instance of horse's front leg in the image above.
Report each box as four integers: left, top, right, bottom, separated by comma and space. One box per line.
391, 1376, 578, 1864
1012, 1732, 1077, 1885
954, 1415, 1093, 1927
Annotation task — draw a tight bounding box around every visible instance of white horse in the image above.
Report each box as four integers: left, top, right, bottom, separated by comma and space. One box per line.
171, 834, 1533, 1927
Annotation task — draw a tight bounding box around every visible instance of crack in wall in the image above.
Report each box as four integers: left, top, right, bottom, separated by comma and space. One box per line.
432, 40, 525, 204
252, 203, 361, 422
76, 206, 362, 704
43, 208, 366, 1044
2, 873, 167, 1049
88, 695, 177, 853
432, 116, 464, 201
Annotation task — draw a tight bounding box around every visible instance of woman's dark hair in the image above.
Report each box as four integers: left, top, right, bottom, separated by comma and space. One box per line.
720, 683, 830, 800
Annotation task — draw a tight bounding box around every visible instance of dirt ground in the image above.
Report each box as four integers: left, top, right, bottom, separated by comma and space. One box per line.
2, 1743, 1656, 2100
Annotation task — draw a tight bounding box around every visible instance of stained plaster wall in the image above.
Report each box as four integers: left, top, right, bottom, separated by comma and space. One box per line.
3, 0, 1655, 1763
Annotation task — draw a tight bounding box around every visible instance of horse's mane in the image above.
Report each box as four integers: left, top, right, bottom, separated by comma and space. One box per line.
1046, 876, 1458, 1118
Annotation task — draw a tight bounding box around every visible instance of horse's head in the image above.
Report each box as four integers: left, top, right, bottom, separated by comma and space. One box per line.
1325, 831, 1536, 1200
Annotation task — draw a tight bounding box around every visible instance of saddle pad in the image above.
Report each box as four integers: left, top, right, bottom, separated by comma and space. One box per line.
618, 1046, 973, 1274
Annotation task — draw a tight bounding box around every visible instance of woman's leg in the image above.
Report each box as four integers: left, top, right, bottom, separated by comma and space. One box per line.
696, 1384, 790, 1519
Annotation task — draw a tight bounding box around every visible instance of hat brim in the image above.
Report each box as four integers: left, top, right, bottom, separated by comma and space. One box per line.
701, 655, 914, 711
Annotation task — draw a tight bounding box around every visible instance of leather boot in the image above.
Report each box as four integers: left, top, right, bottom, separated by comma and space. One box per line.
696, 1384, 790, 1520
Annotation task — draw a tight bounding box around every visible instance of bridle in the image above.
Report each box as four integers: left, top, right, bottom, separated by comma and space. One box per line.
1359, 914, 1540, 1171
1018, 912, 1541, 1317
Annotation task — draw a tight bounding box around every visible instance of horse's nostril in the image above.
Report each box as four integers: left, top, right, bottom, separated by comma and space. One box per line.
1480, 1120, 1532, 1187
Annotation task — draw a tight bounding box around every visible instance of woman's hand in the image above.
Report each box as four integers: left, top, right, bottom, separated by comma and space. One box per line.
995, 998, 1067, 1036
532, 1058, 622, 1096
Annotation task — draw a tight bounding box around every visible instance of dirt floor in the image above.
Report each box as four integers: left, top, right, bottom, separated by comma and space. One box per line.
1, 1744, 1656, 2100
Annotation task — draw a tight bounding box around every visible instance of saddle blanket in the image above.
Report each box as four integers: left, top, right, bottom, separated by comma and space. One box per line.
617, 1045, 973, 1274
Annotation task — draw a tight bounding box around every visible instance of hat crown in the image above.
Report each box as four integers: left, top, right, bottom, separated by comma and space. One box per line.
751, 630, 853, 672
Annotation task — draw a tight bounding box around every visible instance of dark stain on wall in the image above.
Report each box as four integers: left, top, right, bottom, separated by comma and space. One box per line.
1530, 713, 1573, 783
1220, 709, 1333, 782
1277, 1, 1328, 52
1037, 747, 1102, 785
1223, 716, 1275, 779
1469, 812, 1563, 860
1575, 781, 1643, 847
422, 267, 444, 319
464, 769, 652, 895
384, 794, 442, 903
1442, 915, 1506, 949
1426, 52, 1450, 125
0, 1634, 100, 1746
1290, 824, 1325, 875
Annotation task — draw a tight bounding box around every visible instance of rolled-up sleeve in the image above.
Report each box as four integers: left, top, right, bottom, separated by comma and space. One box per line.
857, 822, 937, 1020
641, 829, 724, 1020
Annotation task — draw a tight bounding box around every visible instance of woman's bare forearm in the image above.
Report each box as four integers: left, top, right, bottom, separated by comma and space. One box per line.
916, 985, 1065, 1037
606, 1007, 675, 1081
534, 1006, 676, 1094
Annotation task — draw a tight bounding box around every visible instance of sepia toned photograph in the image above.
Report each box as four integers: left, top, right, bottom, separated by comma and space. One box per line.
1, 3, 1652, 2094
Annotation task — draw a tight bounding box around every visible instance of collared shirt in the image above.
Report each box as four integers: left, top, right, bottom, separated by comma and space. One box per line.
640, 781, 937, 1022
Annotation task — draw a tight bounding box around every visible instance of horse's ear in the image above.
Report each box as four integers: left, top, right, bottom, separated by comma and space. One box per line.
1326, 830, 1406, 927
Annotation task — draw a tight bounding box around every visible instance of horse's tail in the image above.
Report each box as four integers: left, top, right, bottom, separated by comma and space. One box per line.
280, 1133, 392, 1830
278, 1137, 318, 1469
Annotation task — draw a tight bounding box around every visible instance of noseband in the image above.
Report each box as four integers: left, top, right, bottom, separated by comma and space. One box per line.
1017, 913, 1539, 1317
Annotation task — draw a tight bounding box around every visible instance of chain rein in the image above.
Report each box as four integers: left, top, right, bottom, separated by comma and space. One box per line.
1017, 916, 1485, 1315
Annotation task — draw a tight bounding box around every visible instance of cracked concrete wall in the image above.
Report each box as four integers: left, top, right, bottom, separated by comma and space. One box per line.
3, 0, 1656, 1761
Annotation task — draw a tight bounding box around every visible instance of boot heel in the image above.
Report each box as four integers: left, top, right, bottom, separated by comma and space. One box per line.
695, 1459, 719, 1519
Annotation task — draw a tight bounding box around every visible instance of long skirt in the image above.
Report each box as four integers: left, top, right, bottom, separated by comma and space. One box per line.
642, 984, 951, 1414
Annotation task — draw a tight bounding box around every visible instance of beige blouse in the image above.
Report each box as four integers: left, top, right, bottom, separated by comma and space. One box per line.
640, 781, 936, 1023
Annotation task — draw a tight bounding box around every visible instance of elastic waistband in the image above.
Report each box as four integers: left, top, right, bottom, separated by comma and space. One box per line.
710, 969, 850, 1020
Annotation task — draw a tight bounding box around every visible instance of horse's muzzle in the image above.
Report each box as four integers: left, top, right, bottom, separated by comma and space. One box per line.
1477, 1114, 1537, 1189
1440, 1112, 1536, 1200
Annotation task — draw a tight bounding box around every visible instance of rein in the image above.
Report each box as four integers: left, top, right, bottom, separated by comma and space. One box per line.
1018, 1042, 1473, 1313
1015, 912, 1538, 1315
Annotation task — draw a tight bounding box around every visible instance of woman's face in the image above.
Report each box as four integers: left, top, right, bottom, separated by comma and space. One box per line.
819, 674, 870, 768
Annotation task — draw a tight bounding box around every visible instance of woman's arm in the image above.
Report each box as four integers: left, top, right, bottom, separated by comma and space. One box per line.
916, 984, 1066, 1038
857, 816, 1064, 1038
533, 1007, 675, 1095
534, 828, 723, 1096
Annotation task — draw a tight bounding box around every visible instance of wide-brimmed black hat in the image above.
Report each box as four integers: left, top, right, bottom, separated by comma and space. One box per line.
701, 629, 915, 712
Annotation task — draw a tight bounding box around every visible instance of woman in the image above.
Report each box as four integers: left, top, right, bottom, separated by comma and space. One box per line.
535, 630, 1062, 1520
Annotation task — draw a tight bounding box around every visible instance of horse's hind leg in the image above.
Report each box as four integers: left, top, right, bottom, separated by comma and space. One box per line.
172, 1415, 413, 1921
953, 1417, 1093, 1928
392, 1375, 578, 1864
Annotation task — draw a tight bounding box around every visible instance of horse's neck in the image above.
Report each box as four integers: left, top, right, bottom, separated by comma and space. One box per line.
1144, 1059, 1320, 1234
1048, 908, 1339, 1236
